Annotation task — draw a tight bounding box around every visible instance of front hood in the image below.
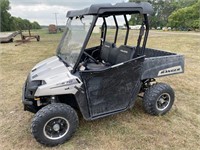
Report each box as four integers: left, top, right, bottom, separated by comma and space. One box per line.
30, 56, 72, 84
27, 56, 82, 96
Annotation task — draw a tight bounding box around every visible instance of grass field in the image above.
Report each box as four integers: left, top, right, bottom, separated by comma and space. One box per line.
0, 29, 200, 150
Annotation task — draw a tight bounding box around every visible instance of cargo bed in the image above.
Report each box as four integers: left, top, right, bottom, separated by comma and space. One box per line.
142, 48, 184, 80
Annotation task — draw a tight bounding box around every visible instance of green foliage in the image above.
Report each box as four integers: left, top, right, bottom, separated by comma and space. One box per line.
31, 21, 41, 29
128, 14, 143, 25
150, 0, 178, 28
176, 0, 198, 8
129, 0, 179, 28
0, 0, 11, 31
168, 0, 200, 29
0, 0, 41, 31
129, 0, 199, 29
0, 0, 10, 12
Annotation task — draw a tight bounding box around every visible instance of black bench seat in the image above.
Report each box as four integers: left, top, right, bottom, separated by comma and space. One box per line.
86, 41, 136, 70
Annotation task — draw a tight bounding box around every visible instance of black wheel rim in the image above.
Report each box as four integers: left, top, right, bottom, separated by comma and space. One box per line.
43, 117, 70, 140
156, 93, 171, 111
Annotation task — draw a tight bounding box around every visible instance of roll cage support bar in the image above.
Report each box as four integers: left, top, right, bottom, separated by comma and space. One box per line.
113, 15, 118, 44
102, 17, 107, 43
141, 14, 149, 55
72, 14, 150, 73
100, 14, 149, 55
124, 15, 130, 45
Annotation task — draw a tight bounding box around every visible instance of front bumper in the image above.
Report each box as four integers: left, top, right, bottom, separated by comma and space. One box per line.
22, 83, 38, 113
22, 84, 33, 105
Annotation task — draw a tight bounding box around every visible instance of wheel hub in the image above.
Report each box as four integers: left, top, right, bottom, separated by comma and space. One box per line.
159, 98, 165, 104
43, 117, 70, 140
156, 93, 171, 111
53, 124, 60, 131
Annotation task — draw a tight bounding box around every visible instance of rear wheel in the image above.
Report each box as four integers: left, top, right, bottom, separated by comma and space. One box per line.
9, 38, 13, 42
36, 35, 40, 41
31, 103, 78, 146
143, 83, 175, 116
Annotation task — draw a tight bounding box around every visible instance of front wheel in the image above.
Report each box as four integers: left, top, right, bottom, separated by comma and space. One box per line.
31, 103, 78, 146
143, 83, 175, 116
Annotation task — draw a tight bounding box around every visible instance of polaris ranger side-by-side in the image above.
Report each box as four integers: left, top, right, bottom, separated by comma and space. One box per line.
22, 2, 184, 146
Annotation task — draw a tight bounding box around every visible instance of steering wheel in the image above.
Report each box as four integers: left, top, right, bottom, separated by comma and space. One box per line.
83, 52, 99, 64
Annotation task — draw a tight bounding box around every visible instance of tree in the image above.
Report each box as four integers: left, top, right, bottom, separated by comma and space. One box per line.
23, 19, 32, 30
168, 0, 200, 29
176, 0, 198, 8
128, 0, 198, 28
0, 0, 41, 31
14, 17, 25, 30
0, 0, 12, 31
129, 0, 179, 28
31, 21, 41, 29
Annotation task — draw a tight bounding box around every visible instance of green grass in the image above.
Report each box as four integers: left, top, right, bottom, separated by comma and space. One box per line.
0, 29, 200, 150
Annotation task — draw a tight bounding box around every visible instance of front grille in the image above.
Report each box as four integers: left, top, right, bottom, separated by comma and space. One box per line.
24, 75, 42, 99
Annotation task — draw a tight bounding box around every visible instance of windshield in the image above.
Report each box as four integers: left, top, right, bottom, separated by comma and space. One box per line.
57, 15, 93, 67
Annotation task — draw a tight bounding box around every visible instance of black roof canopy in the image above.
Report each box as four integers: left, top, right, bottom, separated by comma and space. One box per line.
66, 2, 153, 17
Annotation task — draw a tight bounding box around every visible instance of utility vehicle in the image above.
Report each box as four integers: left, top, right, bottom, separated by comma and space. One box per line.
22, 2, 184, 146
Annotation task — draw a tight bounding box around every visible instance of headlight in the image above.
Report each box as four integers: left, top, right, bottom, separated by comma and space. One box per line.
56, 79, 78, 87
41, 80, 46, 85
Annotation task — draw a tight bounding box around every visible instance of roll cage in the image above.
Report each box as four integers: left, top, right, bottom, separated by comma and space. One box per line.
65, 2, 153, 73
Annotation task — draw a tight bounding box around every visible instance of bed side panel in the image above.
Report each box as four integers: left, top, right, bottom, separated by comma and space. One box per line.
141, 55, 184, 80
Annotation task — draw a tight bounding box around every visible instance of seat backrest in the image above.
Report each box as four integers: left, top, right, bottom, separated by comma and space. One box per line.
100, 41, 115, 62
107, 47, 119, 65
115, 45, 135, 64
101, 42, 135, 65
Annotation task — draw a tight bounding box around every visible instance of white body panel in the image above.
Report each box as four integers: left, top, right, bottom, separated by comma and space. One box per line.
29, 56, 82, 96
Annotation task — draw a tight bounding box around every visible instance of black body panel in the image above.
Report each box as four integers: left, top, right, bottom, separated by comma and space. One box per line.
22, 82, 40, 113
80, 56, 144, 120
142, 48, 184, 80
74, 86, 91, 120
